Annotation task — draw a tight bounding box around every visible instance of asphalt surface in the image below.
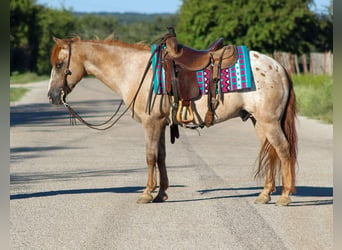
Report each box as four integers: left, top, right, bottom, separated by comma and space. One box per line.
10, 78, 333, 249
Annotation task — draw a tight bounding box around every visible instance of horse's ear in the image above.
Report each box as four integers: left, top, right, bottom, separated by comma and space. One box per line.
71, 36, 81, 42
104, 33, 114, 41
53, 36, 66, 47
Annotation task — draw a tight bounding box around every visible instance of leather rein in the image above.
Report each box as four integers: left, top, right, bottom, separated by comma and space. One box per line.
60, 36, 172, 130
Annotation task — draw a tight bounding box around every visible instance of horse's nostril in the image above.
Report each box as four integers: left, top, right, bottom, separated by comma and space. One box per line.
47, 88, 63, 105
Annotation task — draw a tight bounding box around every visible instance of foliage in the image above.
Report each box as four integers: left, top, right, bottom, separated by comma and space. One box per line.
36, 8, 77, 74
74, 14, 178, 43
10, 87, 29, 103
10, 0, 36, 47
10, 0, 178, 75
74, 12, 173, 24
313, 13, 333, 52
75, 14, 120, 40
176, 0, 332, 53
10, 71, 48, 102
292, 74, 332, 123
10, 0, 77, 74
10, 0, 331, 76
10, 0, 41, 72
10, 71, 48, 84
123, 15, 179, 43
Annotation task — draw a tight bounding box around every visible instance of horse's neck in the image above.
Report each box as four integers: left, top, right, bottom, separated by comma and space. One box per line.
77, 42, 150, 100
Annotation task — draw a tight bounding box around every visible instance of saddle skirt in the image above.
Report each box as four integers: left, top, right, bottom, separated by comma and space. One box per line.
151, 44, 252, 96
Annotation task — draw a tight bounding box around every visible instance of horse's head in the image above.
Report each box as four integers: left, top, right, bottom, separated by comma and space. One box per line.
48, 36, 85, 105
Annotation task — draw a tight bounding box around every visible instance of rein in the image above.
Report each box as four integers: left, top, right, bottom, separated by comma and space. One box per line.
61, 90, 125, 131
60, 34, 173, 130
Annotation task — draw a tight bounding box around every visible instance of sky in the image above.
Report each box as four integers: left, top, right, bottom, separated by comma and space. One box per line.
35, 0, 330, 14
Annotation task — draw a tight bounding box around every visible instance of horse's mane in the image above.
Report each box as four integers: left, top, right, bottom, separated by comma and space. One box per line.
85, 39, 150, 51
51, 36, 150, 65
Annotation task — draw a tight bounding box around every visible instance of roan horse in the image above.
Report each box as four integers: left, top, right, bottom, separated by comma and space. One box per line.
47, 34, 297, 206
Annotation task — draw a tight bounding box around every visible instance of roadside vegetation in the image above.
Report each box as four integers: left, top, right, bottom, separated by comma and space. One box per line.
10, 71, 49, 84
10, 72, 48, 102
292, 74, 332, 123
10, 87, 29, 103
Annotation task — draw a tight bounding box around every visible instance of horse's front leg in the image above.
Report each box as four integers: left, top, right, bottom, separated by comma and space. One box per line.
153, 125, 169, 202
137, 118, 168, 204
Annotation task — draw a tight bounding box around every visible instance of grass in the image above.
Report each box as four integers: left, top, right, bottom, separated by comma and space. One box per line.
292, 74, 332, 123
10, 72, 49, 103
10, 88, 29, 103
10, 71, 49, 84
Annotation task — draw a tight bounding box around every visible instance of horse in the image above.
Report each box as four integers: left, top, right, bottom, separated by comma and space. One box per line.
47, 35, 297, 206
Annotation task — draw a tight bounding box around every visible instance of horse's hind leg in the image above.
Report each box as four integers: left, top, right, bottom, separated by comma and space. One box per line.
259, 121, 295, 206
253, 121, 276, 204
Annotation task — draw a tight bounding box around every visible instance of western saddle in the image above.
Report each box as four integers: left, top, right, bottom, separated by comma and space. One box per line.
151, 27, 238, 143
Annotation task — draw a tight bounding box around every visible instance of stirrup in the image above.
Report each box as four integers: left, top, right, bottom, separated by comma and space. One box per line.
176, 101, 194, 124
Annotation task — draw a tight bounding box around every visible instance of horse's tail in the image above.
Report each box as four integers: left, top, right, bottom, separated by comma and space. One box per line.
256, 68, 297, 192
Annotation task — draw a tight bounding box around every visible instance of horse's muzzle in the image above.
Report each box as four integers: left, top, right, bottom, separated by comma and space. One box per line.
48, 88, 64, 105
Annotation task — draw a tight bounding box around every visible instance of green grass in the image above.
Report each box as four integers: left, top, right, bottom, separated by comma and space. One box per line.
10, 72, 49, 103
10, 88, 29, 102
292, 74, 332, 123
10, 71, 49, 84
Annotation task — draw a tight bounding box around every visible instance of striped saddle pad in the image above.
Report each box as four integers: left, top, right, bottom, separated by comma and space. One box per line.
151, 45, 252, 95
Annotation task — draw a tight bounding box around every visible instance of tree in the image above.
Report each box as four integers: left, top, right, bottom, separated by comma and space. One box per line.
10, 0, 41, 72
313, 0, 333, 52
36, 8, 77, 74
75, 14, 120, 40
10, 0, 77, 74
176, 0, 325, 54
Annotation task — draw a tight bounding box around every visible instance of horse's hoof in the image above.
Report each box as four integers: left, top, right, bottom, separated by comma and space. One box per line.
254, 193, 271, 204
275, 196, 291, 206
153, 193, 168, 203
136, 193, 153, 204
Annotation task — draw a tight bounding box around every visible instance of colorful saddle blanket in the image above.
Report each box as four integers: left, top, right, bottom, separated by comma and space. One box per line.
151, 45, 252, 95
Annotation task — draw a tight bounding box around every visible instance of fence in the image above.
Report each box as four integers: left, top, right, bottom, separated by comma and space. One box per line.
271, 51, 333, 76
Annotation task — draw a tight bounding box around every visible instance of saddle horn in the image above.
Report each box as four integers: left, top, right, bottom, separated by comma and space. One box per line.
167, 27, 176, 36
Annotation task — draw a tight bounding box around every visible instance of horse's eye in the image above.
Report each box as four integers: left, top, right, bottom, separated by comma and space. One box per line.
56, 62, 63, 69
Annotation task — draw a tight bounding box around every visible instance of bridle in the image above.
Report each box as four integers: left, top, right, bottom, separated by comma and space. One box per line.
58, 35, 171, 131
60, 41, 125, 131
62, 41, 72, 96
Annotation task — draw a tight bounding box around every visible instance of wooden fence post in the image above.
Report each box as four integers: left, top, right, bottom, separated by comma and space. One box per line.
271, 51, 332, 75
294, 54, 299, 75
302, 54, 308, 74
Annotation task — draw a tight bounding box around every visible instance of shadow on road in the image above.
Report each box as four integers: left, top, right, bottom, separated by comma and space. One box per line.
10, 185, 186, 200
10, 167, 146, 185
166, 186, 333, 206
197, 186, 333, 197
10, 99, 123, 127
10, 184, 332, 207
10, 146, 82, 162
10, 186, 145, 200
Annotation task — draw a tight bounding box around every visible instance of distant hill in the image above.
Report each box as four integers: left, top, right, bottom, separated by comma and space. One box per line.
73, 12, 174, 24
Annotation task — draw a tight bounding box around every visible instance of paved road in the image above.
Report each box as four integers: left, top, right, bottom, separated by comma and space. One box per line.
10, 78, 333, 249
